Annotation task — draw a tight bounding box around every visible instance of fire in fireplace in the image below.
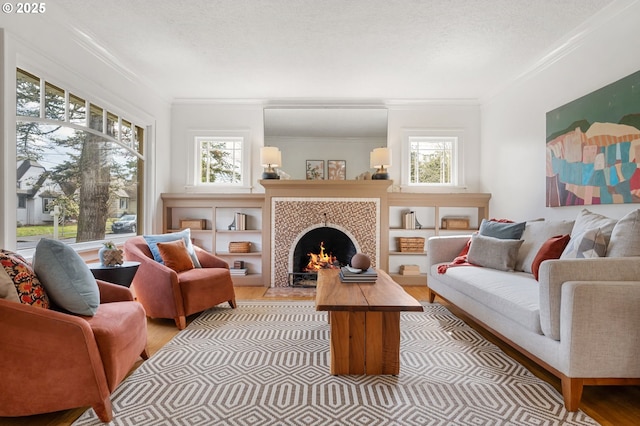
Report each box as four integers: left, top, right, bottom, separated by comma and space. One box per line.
290, 226, 357, 286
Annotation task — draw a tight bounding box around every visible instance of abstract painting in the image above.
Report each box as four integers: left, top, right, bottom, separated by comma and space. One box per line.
546, 69, 640, 206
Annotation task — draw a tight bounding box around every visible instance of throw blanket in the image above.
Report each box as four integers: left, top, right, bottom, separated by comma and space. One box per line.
437, 237, 473, 274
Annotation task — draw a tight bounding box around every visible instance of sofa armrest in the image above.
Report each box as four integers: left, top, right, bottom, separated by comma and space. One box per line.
538, 257, 640, 340
194, 245, 229, 269
560, 280, 640, 377
97, 279, 134, 303
427, 235, 472, 271
0, 299, 110, 416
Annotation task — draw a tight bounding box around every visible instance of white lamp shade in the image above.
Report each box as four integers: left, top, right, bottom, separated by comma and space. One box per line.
260, 146, 281, 167
370, 147, 391, 168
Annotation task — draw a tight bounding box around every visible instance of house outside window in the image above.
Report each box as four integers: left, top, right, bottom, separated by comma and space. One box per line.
15, 68, 145, 249
402, 130, 463, 187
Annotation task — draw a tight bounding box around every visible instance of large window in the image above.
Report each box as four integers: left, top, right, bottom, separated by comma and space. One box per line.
15, 68, 145, 249
403, 132, 461, 187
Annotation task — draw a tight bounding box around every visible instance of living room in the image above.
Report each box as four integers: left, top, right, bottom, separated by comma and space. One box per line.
2, 0, 640, 424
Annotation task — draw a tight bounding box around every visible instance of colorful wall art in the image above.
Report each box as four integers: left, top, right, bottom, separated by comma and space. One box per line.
546, 69, 640, 206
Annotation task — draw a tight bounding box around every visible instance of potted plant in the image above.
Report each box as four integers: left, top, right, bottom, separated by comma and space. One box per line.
99, 241, 124, 267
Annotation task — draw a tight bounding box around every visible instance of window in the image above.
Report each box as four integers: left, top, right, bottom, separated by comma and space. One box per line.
15, 68, 145, 249
188, 130, 251, 190
198, 137, 243, 184
402, 131, 462, 187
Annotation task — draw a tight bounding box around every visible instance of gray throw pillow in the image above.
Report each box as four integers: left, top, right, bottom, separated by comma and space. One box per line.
467, 234, 524, 272
606, 209, 640, 257
479, 219, 526, 240
516, 220, 575, 272
33, 238, 100, 316
570, 209, 617, 245
561, 228, 607, 259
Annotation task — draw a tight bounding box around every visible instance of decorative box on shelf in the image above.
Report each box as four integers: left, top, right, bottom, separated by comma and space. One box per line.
441, 217, 470, 230
180, 219, 206, 230
399, 264, 421, 275
229, 241, 251, 253
397, 237, 425, 253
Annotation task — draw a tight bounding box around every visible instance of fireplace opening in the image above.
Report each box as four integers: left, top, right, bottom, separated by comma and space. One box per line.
290, 226, 357, 286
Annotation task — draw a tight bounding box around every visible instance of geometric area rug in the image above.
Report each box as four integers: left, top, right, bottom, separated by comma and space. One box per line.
73, 301, 597, 426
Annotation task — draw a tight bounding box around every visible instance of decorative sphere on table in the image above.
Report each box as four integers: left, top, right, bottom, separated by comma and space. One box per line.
350, 253, 371, 270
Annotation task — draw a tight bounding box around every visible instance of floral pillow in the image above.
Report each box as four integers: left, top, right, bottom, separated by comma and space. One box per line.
0, 250, 50, 308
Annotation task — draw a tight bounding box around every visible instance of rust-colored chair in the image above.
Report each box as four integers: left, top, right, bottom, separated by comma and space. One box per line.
124, 236, 236, 329
0, 280, 148, 423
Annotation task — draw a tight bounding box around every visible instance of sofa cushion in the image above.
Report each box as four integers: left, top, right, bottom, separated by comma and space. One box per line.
467, 234, 524, 272
570, 208, 617, 244
531, 234, 571, 280
430, 263, 542, 334
516, 220, 575, 273
561, 228, 607, 259
0, 250, 50, 308
479, 219, 526, 239
143, 228, 202, 268
33, 238, 100, 316
0, 266, 19, 303
157, 239, 195, 272
606, 209, 640, 257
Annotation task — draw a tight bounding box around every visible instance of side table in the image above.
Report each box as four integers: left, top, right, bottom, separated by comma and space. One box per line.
87, 261, 141, 287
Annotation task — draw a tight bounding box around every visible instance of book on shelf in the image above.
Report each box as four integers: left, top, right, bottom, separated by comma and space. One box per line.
340, 266, 378, 282
230, 268, 248, 275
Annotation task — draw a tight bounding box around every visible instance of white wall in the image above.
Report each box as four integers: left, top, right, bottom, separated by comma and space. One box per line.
170, 102, 482, 192
481, 1, 640, 222
1, 8, 172, 245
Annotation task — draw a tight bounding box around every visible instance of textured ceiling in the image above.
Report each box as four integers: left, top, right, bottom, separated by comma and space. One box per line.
54, 0, 616, 101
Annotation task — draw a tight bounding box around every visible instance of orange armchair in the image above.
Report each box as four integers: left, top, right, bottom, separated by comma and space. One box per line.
0, 280, 148, 423
124, 236, 236, 329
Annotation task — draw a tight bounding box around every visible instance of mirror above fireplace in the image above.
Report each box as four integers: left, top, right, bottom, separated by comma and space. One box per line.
263, 107, 388, 180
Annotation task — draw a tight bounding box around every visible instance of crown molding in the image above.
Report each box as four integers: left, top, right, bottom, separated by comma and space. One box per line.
481, 0, 640, 104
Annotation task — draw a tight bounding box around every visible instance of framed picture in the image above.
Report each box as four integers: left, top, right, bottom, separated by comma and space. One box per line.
306, 160, 324, 180
328, 160, 346, 180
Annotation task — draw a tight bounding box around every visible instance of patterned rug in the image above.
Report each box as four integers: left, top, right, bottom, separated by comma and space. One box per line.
73, 301, 597, 425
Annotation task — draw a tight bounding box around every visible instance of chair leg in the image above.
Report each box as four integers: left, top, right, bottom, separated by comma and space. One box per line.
175, 316, 186, 330
141, 348, 150, 360
92, 396, 113, 423
229, 298, 237, 309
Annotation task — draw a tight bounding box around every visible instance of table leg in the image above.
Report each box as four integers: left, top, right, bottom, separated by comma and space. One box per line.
365, 311, 401, 375
329, 311, 365, 375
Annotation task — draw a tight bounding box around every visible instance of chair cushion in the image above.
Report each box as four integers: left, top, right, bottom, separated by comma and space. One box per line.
157, 239, 195, 272
0, 249, 50, 308
143, 228, 202, 268
33, 238, 100, 316
0, 266, 19, 303
84, 301, 147, 391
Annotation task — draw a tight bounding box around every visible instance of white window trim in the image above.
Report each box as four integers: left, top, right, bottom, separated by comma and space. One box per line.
400, 128, 465, 189
186, 130, 252, 192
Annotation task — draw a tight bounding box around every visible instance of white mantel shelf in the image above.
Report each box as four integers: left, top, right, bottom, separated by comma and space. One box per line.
260, 179, 393, 197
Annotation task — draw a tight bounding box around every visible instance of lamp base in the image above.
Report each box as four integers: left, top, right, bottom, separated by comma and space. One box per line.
371, 172, 389, 180
262, 171, 280, 179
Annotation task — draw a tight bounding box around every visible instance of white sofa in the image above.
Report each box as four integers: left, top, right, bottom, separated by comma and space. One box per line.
426, 209, 640, 411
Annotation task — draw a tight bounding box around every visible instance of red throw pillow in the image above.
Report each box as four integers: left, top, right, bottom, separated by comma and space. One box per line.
531, 234, 571, 280
157, 239, 195, 273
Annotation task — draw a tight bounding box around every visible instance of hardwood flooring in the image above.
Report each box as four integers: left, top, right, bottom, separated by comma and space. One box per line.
2, 286, 638, 425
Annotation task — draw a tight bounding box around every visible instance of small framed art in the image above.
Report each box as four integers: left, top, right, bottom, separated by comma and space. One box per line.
306, 160, 324, 180
328, 160, 346, 180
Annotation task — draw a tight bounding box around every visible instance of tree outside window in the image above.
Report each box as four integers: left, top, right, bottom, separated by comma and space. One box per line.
409, 137, 457, 185
198, 137, 243, 184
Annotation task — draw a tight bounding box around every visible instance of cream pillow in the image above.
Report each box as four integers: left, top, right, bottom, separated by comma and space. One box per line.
0, 266, 19, 303
606, 209, 640, 257
516, 220, 574, 273
570, 209, 617, 244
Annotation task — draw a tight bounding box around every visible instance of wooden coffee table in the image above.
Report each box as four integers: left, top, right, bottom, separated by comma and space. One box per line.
315, 268, 423, 375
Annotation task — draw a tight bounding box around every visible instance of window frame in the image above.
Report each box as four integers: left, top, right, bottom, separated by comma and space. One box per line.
187, 130, 252, 191
401, 129, 464, 188
12, 66, 150, 253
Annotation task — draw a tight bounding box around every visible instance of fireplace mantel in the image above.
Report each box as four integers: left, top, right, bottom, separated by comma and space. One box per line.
260, 179, 393, 198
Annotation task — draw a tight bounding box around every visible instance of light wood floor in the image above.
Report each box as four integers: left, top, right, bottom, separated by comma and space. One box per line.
2, 286, 638, 425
